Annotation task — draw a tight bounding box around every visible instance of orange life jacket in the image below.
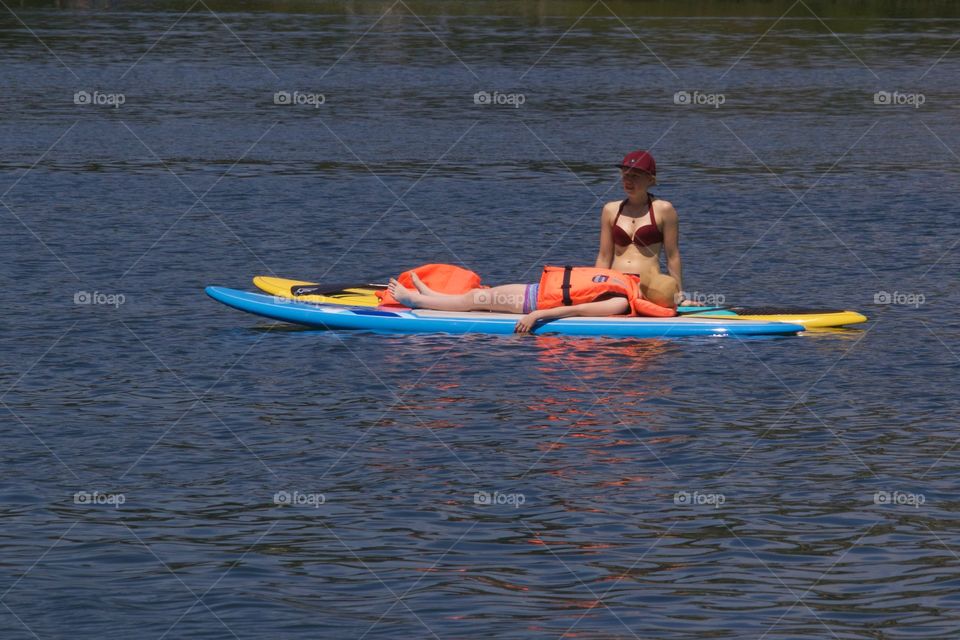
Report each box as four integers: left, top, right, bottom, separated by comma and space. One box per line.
377, 263, 483, 306
536, 266, 676, 317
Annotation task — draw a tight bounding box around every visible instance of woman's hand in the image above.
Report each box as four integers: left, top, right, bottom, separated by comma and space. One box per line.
514, 311, 541, 333
676, 292, 707, 307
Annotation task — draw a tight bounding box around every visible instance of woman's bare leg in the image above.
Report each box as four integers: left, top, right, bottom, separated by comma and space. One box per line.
410, 273, 438, 295
388, 279, 474, 310
389, 279, 527, 313
467, 285, 528, 313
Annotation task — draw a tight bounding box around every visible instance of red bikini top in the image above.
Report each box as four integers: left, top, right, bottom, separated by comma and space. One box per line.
612, 197, 663, 248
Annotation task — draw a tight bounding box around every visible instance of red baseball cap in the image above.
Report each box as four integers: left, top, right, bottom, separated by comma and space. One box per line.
618, 150, 656, 176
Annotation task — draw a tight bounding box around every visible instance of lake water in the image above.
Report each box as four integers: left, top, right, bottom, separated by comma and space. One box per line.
1, 1, 959, 638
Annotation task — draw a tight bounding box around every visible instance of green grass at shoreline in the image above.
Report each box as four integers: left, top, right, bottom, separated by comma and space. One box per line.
13, 0, 960, 19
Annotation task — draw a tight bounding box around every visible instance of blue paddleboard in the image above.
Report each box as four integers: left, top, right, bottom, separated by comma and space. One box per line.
206, 287, 804, 338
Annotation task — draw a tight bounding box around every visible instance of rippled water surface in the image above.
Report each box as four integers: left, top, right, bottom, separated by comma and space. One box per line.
2, 1, 959, 638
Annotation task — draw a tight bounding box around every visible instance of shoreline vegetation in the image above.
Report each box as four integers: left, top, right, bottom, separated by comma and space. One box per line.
16, 0, 960, 20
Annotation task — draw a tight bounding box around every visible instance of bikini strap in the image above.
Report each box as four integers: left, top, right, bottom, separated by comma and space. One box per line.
613, 198, 628, 226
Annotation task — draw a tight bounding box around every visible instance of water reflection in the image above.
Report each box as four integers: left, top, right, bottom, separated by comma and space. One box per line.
529, 337, 674, 423
532, 335, 673, 378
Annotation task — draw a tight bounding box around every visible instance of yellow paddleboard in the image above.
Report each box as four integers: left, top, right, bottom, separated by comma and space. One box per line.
253, 276, 382, 306
253, 276, 868, 328
696, 310, 868, 329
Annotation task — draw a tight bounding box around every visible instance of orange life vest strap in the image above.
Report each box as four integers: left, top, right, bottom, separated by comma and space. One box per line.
560, 266, 573, 306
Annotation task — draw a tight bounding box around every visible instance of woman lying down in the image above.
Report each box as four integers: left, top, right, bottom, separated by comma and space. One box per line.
388, 266, 678, 333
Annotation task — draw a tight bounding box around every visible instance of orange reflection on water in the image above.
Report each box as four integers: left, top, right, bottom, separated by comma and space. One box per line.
525, 336, 675, 436
523, 337, 685, 509
470, 574, 530, 592
570, 599, 604, 609
596, 476, 651, 488
534, 336, 673, 376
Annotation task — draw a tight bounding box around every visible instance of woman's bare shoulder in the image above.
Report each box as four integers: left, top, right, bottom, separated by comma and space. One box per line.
601, 200, 622, 219
653, 197, 677, 220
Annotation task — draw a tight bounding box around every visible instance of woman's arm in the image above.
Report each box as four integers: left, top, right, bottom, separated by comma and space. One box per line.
514, 297, 630, 333
660, 202, 684, 302
595, 203, 615, 268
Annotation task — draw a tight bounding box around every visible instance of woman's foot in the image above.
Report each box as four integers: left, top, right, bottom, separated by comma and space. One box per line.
388, 278, 420, 308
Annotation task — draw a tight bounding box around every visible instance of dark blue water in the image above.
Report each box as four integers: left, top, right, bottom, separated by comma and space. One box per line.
2, 2, 959, 638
